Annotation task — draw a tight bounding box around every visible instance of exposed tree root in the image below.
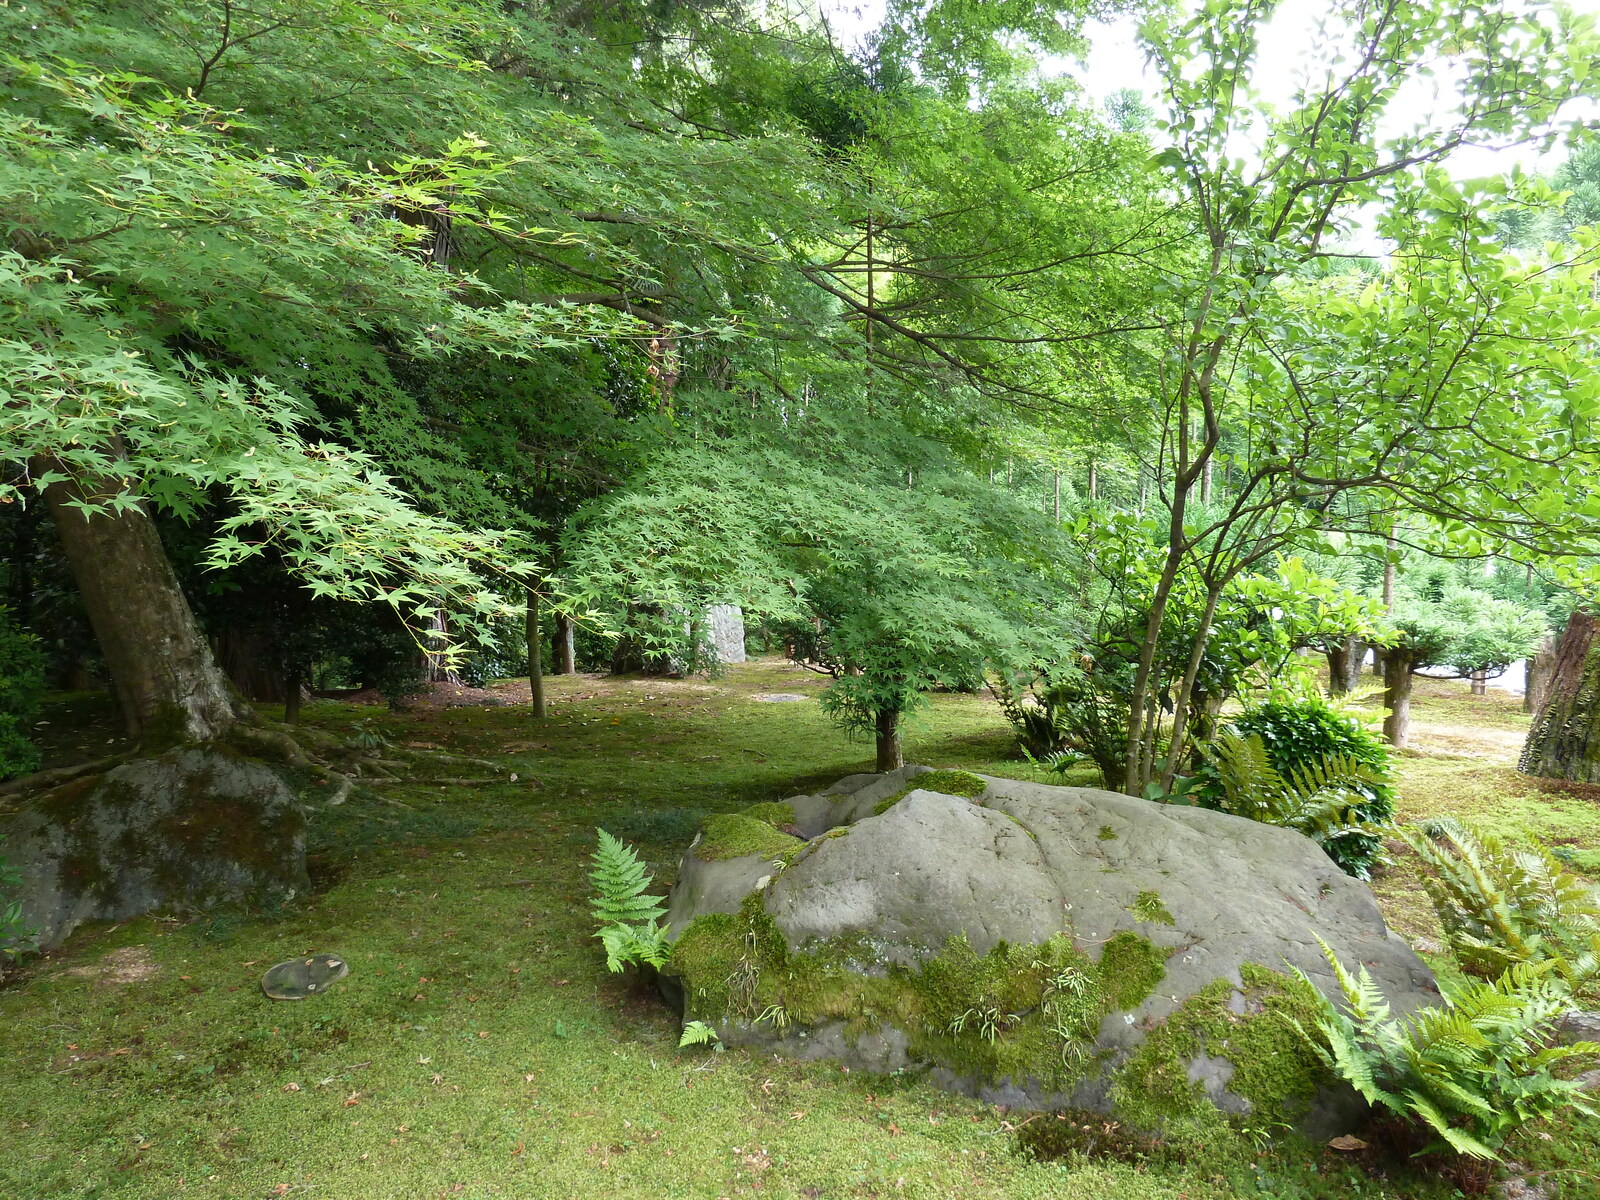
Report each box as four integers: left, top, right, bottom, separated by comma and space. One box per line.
0, 755, 130, 804
0, 716, 508, 810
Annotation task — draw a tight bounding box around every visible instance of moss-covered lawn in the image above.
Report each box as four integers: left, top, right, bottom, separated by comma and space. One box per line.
2, 661, 1596, 1198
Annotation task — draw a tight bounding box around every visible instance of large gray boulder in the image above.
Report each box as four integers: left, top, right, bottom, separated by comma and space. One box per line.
664, 767, 1436, 1137
1, 746, 308, 951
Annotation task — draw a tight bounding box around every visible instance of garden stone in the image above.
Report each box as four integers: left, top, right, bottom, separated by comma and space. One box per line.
663, 768, 1438, 1139
1558, 1010, 1600, 1045
262, 953, 349, 1000
707, 604, 746, 664
783, 793, 837, 839
0, 745, 307, 952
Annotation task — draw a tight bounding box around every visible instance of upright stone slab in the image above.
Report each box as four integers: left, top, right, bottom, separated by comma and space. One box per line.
707, 605, 746, 664
663, 768, 1437, 1138
1, 745, 308, 951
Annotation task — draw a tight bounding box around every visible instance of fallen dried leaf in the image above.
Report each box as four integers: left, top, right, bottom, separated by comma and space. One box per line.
1328, 1135, 1368, 1151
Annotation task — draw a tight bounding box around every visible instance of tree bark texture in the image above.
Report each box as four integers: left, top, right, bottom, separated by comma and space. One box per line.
1324, 639, 1366, 697
40, 465, 243, 742
1525, 633, 1557, 714
875, 709, 903, 773
1520, 611, 1600, 781
1380, 646, 1417, 748
554, 613, 576, 674
526, 589, 545, 720
424, 608, 463, 685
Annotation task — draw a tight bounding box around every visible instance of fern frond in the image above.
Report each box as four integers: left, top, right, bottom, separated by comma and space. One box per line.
1402, 820, 1600, 981
1205, 731, 1286, 818
590, 829, 667, 927
598, 922, 670, 973
1304, 940, 1592, 1160
1402, 1091, 1498, 1160
678, 1020, 721, 1049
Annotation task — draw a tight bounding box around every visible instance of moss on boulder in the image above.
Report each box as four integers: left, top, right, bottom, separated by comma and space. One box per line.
1110, 963, 1337, 1130
692, 814, 802, 863
662, 766, 1438, 1141
871, 769, 987, 816
738, 801, 796, 827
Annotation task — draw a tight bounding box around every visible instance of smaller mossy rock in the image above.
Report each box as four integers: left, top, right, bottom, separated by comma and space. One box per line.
661, 767, 1438, 1140
738, 802, 796, 827
872, 769, 987, 816
1, 745, 307, 951
693, 814, 802, 863
665, 814, 806, 937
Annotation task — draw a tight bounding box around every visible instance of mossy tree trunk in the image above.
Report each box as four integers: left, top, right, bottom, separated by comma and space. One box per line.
39, 460, 244, 743
875, 709, 902, 772
1380, 645, 1418, 748
1521, 611, 1600, 781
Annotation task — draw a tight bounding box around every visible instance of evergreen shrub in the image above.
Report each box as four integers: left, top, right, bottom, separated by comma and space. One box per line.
1199, 699, 1393, 877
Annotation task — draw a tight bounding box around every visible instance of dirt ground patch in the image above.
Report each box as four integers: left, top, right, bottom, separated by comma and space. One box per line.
60, 945, 159, 985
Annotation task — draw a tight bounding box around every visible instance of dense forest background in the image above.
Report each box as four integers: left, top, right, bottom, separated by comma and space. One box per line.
5, 0, 1600, 788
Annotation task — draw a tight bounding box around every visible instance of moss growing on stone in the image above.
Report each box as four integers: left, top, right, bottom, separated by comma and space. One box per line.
871, 769, 987, 816
693, 814, 802, 862
1109, 962, 1334, 1130
1098, 931, 1167, 1011
738, 801, 796, 827
1098, 824, 1118, 841
669, 898, 1121, 1095
1130, 890, 1175, 926
668, 887, 1330, 1130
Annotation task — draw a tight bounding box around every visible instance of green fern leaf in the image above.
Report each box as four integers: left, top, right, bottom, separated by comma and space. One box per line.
590, 829, 667, 927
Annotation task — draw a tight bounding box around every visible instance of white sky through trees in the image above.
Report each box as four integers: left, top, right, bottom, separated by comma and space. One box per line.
822, 0, 1600, 184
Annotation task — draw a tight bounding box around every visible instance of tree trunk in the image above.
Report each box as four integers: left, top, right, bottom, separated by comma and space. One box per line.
1326, 643, 1351, 696
424, 608, 462, 685
555, 613, 576, 674
1376, 534, 1398, 680
1088, 462, 1098, 500
215, 627, 290, 702
1471, 670, 1487, 696
875, 709, 902, 772
1525, 633, 1557, 714
526, 589, 545, 720
283, 666, 304, 725
1380, 647, 1417, 748
1326, 636, 1366, 696
1160, 581, 1223, 788
1521, 612, 1600, 781
40, 464, 243, 742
